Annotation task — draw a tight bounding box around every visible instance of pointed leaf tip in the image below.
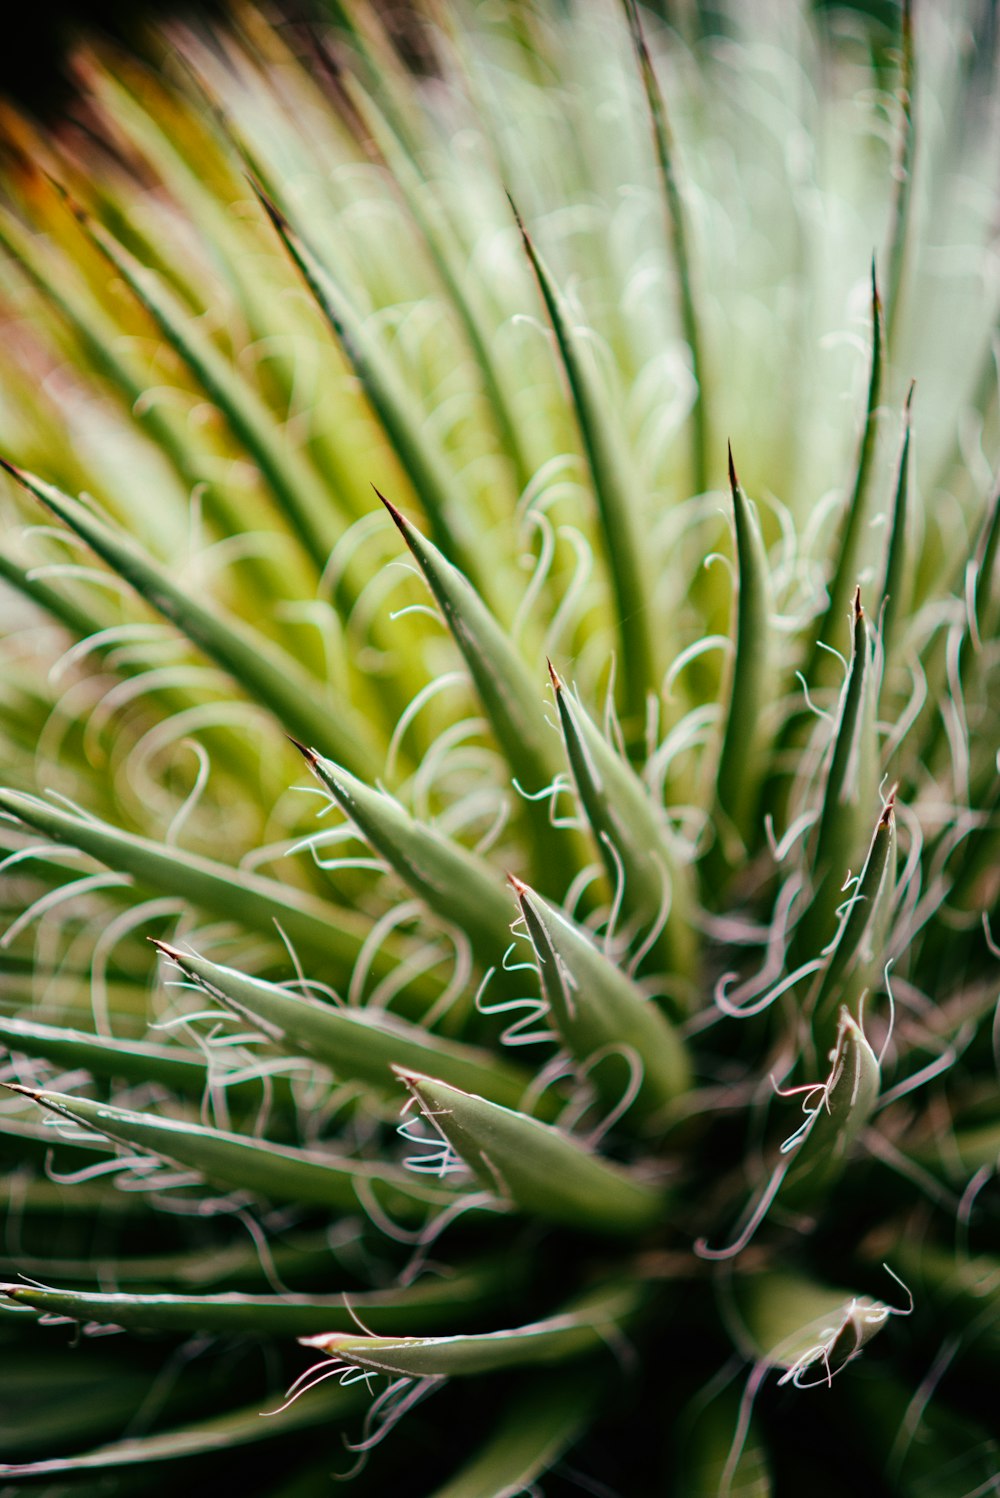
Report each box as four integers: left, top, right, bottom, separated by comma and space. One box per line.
374, 485, 408, 533
853, 585, 863, 618
247, 174, 288, 232
285, 734, 317, 763
727, 442, 737, 490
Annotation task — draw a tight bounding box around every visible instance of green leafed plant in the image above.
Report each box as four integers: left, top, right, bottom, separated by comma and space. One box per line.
0, 0, 997, 1492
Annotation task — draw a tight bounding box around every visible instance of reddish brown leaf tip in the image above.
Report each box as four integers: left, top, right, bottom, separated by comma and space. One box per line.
879, 787, 898, 825
373, 485, 408, 534
247, 174, 289, 232
286, 734, 318, 764
148, 937, 184, 961
853, 584, 863, 619
546, 658, 564, 693
0, 455, 28, 484
506, 872, 529, 896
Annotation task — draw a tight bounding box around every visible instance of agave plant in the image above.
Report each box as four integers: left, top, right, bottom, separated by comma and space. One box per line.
0, 0, 997, 1491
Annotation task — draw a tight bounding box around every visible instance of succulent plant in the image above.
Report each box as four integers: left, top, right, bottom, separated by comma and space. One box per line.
0, 0, 997, 1492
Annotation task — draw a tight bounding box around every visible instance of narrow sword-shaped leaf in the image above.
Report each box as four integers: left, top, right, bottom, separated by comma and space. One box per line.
776, 1007, 881, 1211
878, 383, 915, 668
696, 1009, 880, 1256
794, 588, 878, 961
380, 494, 572, 884
810, 796, 897, 1041
0, 789, 412, 987
295, 744, 515, 972
342, 79, 535, 500
511, 876, 690, 1118
810, 262, 883, 673
428, 1369, 602, 1498
623, 0, 709, 497
738, 1268, 899, 1380
511, 198, 657, 733
62, 197, 344, 572
884, 0, 916, 348
0, 1382, 363, 1477
6, 1085, 453, 1216
153, 941, 542, 1113
0, 461, 380, 775
250, 184, 489, 597
396, 1069, 666, 1234
550, 662, 695, 988
0, 1258, 508, 1336
0, 1014, 213, 1096
301, 1279, 643, 1375
712, 446, 772, 855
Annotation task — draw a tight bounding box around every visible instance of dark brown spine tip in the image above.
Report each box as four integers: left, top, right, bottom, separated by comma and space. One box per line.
1, 1082, 35, 1099
247, 175, 289, 232
286, 734, 317, 764
727, 442, 738, 491
871, 255, 882, 308
905, 379, 916, 412
504, 187, 523, 226
546, 658, 563, 693
853, 584, 863, 618
0, 455, 28, 483
879, 788, 897, 825
373, 485, 407, 533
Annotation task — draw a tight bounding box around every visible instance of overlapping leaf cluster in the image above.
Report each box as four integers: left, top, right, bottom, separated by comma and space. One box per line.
0, 1, 997, 1492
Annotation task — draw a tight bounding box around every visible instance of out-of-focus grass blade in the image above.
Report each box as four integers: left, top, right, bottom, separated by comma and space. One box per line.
712, 447, 772, 858
811, 263, 883, 673
0, 549, 105, 642
622, 0, 708, 497
844, 1371, 1000, 1498
511, 198, 656, 734
427, 1369, 602, 1498
296, 744, 515, 975
878, 383, 915, 669
0, 461, 380, 775
549, 663, 694, 990
250, 184, 488, 598
0, 1258, 508, 1336
6, 1084, 453, 1215
0, 1381, 362, 1478
0, 1014, 211, 1096
396, 1069, 666, 1234
301, 1279, 642, 1376
777, 1007, 880, 1211
675, 1386, 772, 1498
154, 942, 542, 1113
380, 494, 570, 883
0, 790, 412, 987
64, 197, 343, 573
511, 876, 690, 1119
809, 797, 897, 1040
968, 472, 1000, 654
884, 0, 915, 348
0, 1355, 165, 1463
342, 80, 535, 501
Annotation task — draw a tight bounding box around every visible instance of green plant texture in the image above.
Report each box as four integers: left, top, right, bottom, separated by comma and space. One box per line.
0, 0, 997, 1492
